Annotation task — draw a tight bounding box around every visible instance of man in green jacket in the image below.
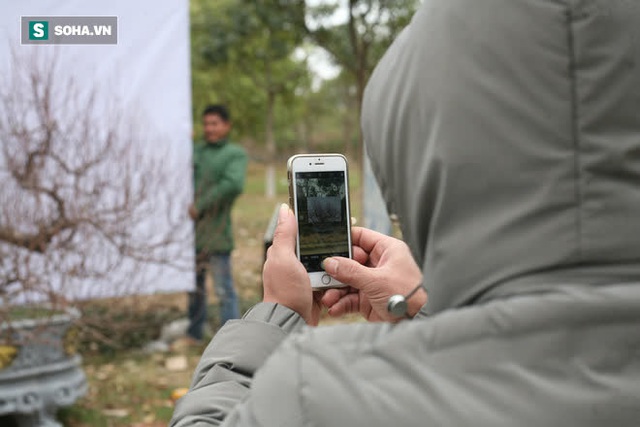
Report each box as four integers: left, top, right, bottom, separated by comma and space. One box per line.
187, 104, 248, 341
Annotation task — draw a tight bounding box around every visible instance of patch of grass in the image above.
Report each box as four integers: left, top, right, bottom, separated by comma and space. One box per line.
7, 306, 65, 321
58, 406, 110, 427
58, 349, 203, 427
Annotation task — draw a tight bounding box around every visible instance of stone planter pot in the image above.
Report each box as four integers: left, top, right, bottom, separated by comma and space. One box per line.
0, 307, 87, 427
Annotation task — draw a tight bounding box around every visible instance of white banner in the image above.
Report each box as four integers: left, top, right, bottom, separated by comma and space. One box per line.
0, 1, 194, 300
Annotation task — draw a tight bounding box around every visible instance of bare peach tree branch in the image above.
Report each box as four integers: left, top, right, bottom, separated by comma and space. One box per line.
0, 49, 192, 311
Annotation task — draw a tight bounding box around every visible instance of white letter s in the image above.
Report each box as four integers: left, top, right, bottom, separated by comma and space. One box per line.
33, 23, 44, 38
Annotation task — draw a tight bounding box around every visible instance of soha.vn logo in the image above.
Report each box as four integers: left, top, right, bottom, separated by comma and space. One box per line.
29, 21, 49, 40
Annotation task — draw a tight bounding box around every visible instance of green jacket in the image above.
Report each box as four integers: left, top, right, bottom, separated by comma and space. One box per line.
193, 138, 247, 254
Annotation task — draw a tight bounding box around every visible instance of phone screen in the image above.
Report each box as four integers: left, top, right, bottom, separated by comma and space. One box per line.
294, 170, 350, 272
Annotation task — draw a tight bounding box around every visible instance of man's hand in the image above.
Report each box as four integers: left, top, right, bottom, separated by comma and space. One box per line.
321, 227, 425, 322
262, 204, 322, 325
188, 204, 198, 220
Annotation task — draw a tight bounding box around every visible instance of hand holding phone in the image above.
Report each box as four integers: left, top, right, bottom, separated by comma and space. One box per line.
262, 204, 321, 324
320, 226, 425, 321
287, 154, 353, 289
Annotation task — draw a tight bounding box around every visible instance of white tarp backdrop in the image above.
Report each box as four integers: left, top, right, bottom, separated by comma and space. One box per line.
0, 1, 194, 300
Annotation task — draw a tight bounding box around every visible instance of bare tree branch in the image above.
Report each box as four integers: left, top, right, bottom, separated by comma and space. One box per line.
0, 48, 192, 319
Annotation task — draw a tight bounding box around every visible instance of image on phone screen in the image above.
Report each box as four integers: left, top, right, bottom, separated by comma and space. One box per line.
294, 171, 350, 272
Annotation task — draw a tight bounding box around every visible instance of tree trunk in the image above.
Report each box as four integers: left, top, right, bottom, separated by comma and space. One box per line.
299, 120, 310, 153
342, 87, 355, 160
347, 0, 368, 209
265, 89, 277, 199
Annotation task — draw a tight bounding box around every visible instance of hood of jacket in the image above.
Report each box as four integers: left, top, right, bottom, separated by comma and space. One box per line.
361, 0, 640, 314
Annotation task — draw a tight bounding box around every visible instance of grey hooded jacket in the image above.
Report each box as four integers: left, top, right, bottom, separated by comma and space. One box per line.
171, 1, 640, 426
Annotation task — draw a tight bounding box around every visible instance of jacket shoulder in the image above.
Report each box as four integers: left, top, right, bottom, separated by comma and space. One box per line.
224, 141, 248, 158
237, 286, 640, 426
192, 141, 206, 154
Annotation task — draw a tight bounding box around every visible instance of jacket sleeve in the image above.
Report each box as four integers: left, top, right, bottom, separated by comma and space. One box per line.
169, 303, 306, 427
195, 149, 248, 214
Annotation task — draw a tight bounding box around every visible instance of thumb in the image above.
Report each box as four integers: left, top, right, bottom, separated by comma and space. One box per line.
322, 256, 374, 290
271, 204, 297, 252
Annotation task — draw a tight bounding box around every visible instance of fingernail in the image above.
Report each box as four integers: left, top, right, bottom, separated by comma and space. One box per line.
322, 258, 338, 274
278, 203, 289, 224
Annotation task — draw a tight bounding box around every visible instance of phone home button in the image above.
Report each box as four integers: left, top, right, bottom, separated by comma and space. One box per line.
321, 274, 331, 285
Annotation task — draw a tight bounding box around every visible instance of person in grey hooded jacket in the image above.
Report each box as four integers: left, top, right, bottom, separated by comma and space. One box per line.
171, 0, 640, 425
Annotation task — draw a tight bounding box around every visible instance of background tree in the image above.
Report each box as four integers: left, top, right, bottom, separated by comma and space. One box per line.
302, 0, 420, 159
191, 0, 267, 140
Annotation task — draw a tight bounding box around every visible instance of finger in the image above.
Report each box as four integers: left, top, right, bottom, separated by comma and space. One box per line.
322, 256, 374, 290
327, 293, 360, 317
352, 246, 368, 265
350, 226, 396, 256
321, 287, 351, 308
271, 204, 297, 253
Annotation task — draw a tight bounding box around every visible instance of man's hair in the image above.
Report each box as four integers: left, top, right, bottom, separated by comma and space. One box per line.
202, 104, 230, 122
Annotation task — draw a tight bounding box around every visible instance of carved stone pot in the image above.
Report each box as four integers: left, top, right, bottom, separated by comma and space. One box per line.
0, 307, 87, 427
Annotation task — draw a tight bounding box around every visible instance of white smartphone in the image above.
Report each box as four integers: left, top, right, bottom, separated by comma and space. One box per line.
287, 154, 353, 289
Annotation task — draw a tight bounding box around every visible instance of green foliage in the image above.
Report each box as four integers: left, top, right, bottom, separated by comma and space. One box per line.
7, 306, 64, 320
76, 300, 184, 356
191, 0, 266, 140
191, 0, 310, 149
190, 0, 421, 156
306, 0, 420, 72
